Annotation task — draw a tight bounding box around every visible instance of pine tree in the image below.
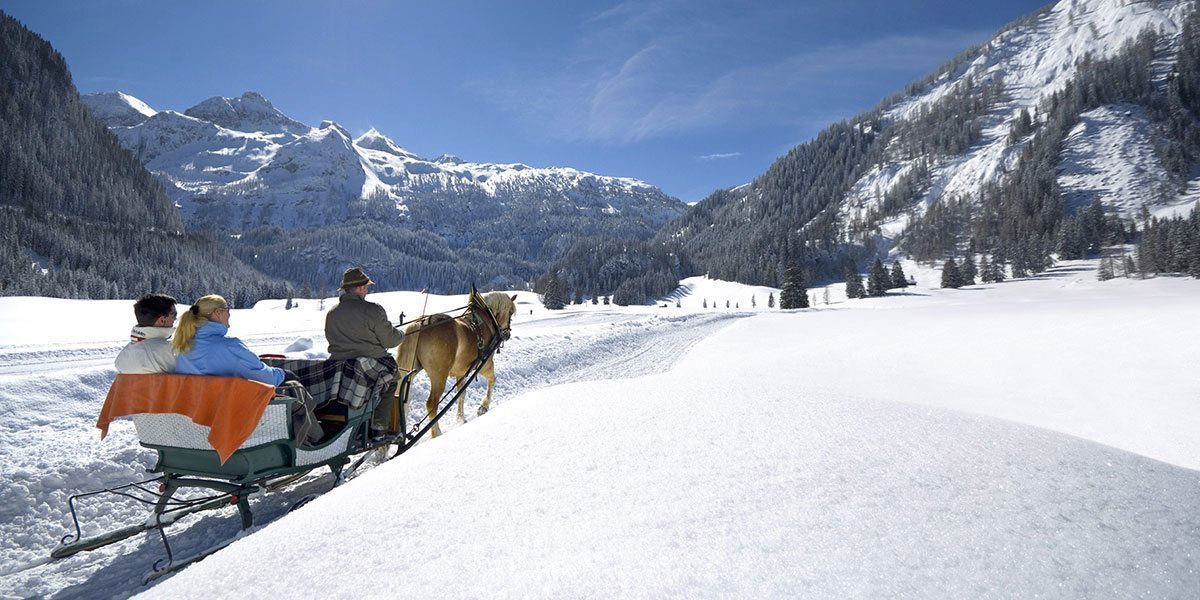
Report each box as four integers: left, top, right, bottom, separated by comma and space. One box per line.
751, 295, 756, 308
542, 276, 566, 309
779, 261, 809, 309
844, 262, 866, 299
959, 256, 977, 286
1098, 256, 1115, 281
889, 262, 908, 289
767, 292, 775, 308
725, 299, 730, 308
941, 259, 961, 289
603, 295, 610, 305
990, 247, 1007, 282
1190, 227, 1200, 278
702, 298, 707, 308
1123, 254, 1137, 279
867, 258, 889, 297
823, 287, 830, 304
979, 255, 993, 283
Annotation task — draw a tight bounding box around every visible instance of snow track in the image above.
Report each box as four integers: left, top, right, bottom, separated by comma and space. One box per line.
502, 311, 741, 387
562, 313, 740, 382
0, 333, 323, 376
0, 343, 125, 376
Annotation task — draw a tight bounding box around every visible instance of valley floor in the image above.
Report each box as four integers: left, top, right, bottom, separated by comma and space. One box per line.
1, 260, 1198, 598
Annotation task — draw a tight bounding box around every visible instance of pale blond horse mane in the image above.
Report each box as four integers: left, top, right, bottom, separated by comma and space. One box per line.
479, 291, 516, 327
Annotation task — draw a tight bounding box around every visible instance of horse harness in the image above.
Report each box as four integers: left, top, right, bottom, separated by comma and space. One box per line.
398, 297, 509, 354
464, 299, 509, 354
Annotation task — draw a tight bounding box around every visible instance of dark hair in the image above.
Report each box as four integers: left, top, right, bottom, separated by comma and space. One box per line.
133, 293, 177, 327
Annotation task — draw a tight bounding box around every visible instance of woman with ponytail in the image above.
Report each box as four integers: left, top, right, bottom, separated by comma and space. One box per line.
173, 295, 286, 387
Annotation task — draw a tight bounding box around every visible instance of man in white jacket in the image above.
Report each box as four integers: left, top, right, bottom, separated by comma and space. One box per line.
114, 293, 179, 374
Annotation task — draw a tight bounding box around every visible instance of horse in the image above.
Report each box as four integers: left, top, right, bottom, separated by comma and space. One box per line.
395, 290, 516, 437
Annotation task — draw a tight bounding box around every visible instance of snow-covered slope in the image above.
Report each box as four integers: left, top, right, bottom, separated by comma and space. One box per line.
1155, 174, 1200, 218
79, 91, 157, 127
1059, 103, 1174, 214
888, 0, 1187, 123
665, 275, 781, 309
843, 0, 1192, 238
81, 91, 684, 231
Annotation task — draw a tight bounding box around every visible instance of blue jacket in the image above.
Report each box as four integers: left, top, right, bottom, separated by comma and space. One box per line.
175, 321, 284, 386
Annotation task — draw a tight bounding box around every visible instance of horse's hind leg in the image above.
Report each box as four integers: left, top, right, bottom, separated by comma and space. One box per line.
477, 360, 496, 416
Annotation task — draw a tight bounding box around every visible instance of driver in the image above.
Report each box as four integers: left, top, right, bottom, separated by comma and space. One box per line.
325, 268, 404, 436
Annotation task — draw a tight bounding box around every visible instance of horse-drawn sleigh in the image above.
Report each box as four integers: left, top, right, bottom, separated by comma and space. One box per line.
51, 289, 515, 583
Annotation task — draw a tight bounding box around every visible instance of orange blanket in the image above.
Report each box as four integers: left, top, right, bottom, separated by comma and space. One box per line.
97, 373, 277, 464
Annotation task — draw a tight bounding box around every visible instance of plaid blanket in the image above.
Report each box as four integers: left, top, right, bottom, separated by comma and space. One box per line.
263, 357, 397, 410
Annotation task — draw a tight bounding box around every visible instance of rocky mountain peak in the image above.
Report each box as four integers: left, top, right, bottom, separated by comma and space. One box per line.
184, 91, 310, 136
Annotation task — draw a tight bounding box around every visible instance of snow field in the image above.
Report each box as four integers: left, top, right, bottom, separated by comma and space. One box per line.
1, 263, 1198, 597
143, 265, 1200, 598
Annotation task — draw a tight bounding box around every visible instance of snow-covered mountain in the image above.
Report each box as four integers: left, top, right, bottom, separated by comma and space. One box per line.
183, 91, 310, 137
864, 0, 1193, 223
81, 91, 684, 232
663, 0, 1200, 286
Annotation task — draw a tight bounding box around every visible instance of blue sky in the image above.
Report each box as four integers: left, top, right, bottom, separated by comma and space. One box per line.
3, 0, 1048, 201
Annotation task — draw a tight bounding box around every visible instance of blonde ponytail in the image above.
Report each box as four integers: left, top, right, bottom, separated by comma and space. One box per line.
172, 295, 227, 354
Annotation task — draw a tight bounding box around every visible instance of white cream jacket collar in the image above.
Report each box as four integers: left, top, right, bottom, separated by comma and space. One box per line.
130, 326, 174, 341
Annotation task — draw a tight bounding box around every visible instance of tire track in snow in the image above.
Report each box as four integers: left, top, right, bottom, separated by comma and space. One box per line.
446, 311, 747, 416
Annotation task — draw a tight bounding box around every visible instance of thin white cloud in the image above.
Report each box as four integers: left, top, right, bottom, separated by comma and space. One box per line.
699, 152, 741, 161
473, 1, 993, 145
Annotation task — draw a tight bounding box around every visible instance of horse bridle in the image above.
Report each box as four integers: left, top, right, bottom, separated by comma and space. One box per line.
468, 297, 510, 354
